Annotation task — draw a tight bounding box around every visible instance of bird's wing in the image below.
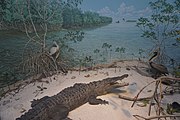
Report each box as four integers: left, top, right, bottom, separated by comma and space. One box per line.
49, 47, 57, 55
151, 62, 168, 73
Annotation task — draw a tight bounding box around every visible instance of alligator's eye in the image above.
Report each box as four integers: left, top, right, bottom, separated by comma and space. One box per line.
110, 82, 116, 85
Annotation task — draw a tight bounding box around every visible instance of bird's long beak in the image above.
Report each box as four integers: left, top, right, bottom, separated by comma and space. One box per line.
149, 51, 159, 62
149, 52, 155, 61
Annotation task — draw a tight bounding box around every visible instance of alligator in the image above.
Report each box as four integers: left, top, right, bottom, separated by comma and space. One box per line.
16, 74, 129, 120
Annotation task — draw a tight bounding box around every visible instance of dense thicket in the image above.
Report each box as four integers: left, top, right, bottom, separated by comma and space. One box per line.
0, 0, 112, 88
0, 0, 112, 31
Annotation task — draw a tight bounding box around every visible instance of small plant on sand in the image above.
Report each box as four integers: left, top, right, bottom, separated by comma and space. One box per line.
115, 47, 126, 59
102, 43, 112, 62
138, 48, 145, 61
84, 55, 94, 68
130, 53, 136, 60
93, 49, 100, 64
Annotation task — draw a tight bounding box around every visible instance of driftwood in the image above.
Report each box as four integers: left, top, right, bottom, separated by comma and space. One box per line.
133, 114, 180, 120
118, 95, 152, 101
118, 76, 180, 120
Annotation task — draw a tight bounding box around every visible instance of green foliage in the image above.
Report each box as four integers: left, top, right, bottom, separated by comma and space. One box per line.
102, 43, 112, 49
167, 102, 180, 114
75, 54, 94, 70
99, 43, 113, 62
140, 99, 150, 106
115, 47, 126, 59
63, 31, 84, 43
115, 47, 126, 53
138, 48, 145, 57
93, 49, 100, 64
94, 49, 100, 54
137, 0, 179, 63
21, 30, 85, 79
138, 48, 145, 60
102, 43, 112, 60
0, 0, 112, 87
82, 11, 112, 26
0, 0, 18, 24
62, 8, 112, 28
0, 0, 6, 10
173, 65, 180, 77
0, 0, 112, 30
62, 7, 83, 28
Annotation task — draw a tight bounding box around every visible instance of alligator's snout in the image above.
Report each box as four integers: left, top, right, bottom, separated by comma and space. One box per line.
122, 74, 129, 78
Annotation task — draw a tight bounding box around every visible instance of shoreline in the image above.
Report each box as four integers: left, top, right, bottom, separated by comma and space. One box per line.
0, 59, 147, 94
0, 22, 112, 33
1, 60, 179, 120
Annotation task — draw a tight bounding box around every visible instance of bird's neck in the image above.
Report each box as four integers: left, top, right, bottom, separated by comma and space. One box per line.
149, 53, 158, 62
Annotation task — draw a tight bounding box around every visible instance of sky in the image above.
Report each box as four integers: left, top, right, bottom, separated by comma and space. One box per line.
80, 0, 155, 21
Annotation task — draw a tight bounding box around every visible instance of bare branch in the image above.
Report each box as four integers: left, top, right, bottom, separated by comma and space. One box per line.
119, 94, 152, 101
133, 114, 180, 120
26, 0, 41, 40
131, 76, 180, 118
131, 80, 156, 107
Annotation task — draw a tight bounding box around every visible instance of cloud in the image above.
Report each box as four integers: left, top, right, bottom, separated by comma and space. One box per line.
97, 2, 152, 21
117, 2, 135, 15
135, 7, 152, 17
97, 6, 115, 17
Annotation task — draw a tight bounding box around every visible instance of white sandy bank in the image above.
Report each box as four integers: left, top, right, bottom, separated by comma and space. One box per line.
0, 60, 179, 120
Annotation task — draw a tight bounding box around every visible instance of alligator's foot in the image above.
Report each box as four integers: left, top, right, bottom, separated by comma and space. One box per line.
49, 104, 70, 120
88, 95, 109, 105
31, 96, 50, 107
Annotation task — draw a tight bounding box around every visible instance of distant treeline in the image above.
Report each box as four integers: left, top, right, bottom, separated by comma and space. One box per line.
0, 0, 112, 31
62, 7, 112, 28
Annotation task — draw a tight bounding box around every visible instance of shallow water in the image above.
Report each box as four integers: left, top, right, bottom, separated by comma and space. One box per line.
72, 22, 180, 62
0, 22, 180, 86
73, 22, 152, 58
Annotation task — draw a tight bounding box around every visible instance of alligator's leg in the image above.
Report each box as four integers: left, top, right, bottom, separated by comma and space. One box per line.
88, 95, 109, 105
31, 96, 50, 107
48, 104, 70, 120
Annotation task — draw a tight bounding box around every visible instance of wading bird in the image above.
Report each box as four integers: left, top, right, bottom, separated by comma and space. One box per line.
149, 51, 168, 78
49, 41, 60, 60
49, 41, 68, 74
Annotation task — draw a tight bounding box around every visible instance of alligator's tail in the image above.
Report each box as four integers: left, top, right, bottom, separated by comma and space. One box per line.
16, 97, 70, 120
16, 101, 47, 120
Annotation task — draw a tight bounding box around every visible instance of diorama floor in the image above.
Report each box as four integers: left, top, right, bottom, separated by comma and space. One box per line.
0, 60, 179, 120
